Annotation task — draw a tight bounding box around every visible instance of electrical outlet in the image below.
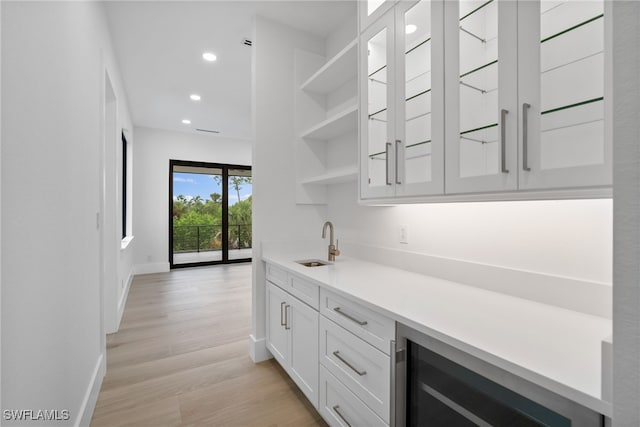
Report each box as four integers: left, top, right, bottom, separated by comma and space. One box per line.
400, 225, 409, 244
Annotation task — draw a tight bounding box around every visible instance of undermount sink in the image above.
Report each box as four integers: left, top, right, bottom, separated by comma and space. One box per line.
296, 259, 330, 267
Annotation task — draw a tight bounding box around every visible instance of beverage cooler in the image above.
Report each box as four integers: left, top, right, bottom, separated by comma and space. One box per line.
394, 323, 603, 427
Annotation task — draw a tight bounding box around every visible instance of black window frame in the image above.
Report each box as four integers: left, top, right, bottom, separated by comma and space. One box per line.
169, 159, 252, 269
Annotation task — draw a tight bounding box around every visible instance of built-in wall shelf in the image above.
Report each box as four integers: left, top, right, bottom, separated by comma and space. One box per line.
300, 38, 358, 94
300, 103, 358, 140
301, 166, 358, 185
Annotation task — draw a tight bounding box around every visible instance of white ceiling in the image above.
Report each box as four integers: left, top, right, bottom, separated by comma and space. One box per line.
104, 1, 356, 140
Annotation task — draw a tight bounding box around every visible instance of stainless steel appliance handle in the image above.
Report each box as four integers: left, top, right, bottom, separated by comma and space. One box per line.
501, 109, 509, 174
332, 405, 352, 427
522, 103, 531, 171
333, 307, 368, 326
333, 351, 367, 376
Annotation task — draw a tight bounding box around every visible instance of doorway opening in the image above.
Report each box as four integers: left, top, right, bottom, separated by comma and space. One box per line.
170, 160, 252, 268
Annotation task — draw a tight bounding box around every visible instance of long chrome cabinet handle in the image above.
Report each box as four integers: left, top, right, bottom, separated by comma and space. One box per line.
333, 307, 368, 326
284, 305, 290, 330
500, 109, 509, 174
522, 103, 531, 171
333, 351, 367, 376
332, 405, 352, 427
395, 139, 402, 184
280, 301, 286, 326
385, 142, 392, 185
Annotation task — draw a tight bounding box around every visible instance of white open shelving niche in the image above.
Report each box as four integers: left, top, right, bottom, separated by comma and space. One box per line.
295, 31, 359, 205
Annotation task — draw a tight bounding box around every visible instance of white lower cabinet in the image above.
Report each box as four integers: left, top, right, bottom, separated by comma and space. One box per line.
319, 289, 394, 426
320, 316, 390, 422
319, 365, 387, 427
288, 295, 319, 403
266, 280, 319, 408
265, 263, 394, 426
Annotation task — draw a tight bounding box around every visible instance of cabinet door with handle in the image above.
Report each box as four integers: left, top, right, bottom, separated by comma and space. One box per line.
266, 282, 289, 368
395, 0, 445, 197
360, 8, 397, 200
445, 0, 518, 194
517, 0, 611, 190
288, 294, 320, 408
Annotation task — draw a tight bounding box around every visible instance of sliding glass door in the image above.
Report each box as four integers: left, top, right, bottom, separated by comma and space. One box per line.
170, 160, 252, 268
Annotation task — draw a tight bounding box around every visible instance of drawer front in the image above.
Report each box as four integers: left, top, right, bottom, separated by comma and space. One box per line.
288, 273, 320, 310
320, 316, 390, 422
319, 365, 387, 427
266, 263, 287, 289
320, 288, 395, 354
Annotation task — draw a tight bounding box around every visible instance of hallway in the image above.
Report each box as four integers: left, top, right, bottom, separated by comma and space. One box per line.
91, 264, 326, 426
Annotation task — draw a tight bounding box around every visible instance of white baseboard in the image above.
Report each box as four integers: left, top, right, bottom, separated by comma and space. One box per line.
249, 334, 271, 363
116, 272, 133, 331
133, 262, 170, 275
76, 353, 105, 427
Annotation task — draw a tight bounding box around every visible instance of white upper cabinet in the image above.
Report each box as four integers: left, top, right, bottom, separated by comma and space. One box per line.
446, 0, 610, 195
360, 0, 445, 200
359, 0, 396, 32
359, 0, 611, 202
445, 0, 518, 194
517, 0, 611, 190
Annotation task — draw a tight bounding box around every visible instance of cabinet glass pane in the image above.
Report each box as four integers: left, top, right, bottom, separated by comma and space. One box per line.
404, 0, 432, 185
367, 28, 388, 188
368, 0, 386, 16
539, 1, 604, 170
458, 0, 499, 178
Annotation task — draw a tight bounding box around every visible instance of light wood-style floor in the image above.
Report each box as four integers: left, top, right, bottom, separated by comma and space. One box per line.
91, 264, 327, 427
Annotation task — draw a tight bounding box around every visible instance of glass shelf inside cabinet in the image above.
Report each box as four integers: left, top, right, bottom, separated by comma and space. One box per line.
538, 0, 604, 171
367, 27, 388, 188
458, 0, 499, 178
404, 0, 433, 184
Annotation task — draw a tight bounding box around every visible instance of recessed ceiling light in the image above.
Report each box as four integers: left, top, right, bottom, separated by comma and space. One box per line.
182, 119, 191, 125
202, 52, 217, 62
406, 24, 417, 34
190, 94, 201, 101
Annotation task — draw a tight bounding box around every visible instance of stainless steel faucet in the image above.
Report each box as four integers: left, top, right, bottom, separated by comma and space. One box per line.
322, 221, 340, 262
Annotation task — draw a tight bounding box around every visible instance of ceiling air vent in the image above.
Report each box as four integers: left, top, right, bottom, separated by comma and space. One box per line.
242, 38, 252, 47
196, 128, 220, 134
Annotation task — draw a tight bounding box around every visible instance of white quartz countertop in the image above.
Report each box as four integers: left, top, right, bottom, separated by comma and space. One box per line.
262, 250, 613, 416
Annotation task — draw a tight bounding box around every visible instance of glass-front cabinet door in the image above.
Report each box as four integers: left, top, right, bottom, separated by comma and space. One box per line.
517, 0, 611, 190
360, 0, 395, 33
360, 9, 396, 199
445, 0, 518, 194
394, 0, 444, 197
360, 0, 444, 200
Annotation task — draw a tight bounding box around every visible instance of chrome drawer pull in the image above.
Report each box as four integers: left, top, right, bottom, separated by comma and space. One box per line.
280, 301, 286, 326
333, 351, 367, 376
284, 305, 290, 330
332, 405, 352, 427
333, 307, 368, 326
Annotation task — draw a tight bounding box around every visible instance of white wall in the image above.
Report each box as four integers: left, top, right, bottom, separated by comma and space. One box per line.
328, 182, 612, 284
1, 2, 132, 425
132, 126, 252, 274
103, 57, 135, 335
251, 16, 328, 361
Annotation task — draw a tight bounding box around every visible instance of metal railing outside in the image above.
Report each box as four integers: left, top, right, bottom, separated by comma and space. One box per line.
173, 224, 251, 253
